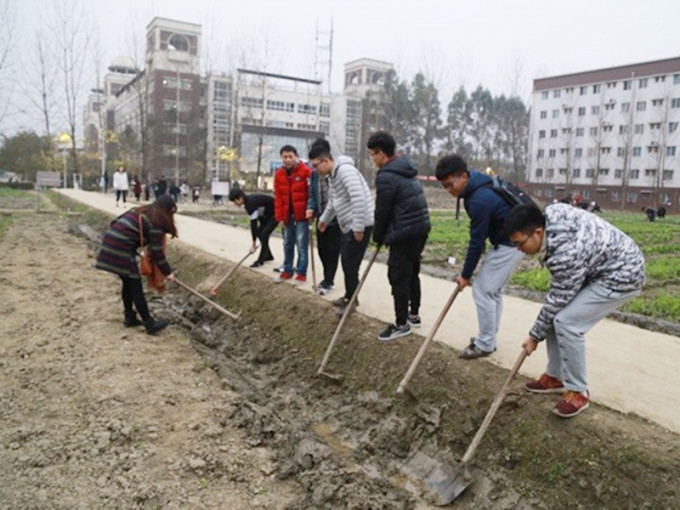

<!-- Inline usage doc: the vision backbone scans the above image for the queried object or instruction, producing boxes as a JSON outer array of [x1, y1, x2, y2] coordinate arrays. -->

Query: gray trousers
[[472, 245, 524, 352], [544, 282, 640, 393]]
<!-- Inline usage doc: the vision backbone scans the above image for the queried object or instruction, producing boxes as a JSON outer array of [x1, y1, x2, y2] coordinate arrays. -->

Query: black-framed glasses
[[512, 233, 533, 248]]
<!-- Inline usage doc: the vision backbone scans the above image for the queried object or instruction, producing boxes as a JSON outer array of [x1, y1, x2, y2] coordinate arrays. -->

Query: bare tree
[[0, 0, 17, 128]]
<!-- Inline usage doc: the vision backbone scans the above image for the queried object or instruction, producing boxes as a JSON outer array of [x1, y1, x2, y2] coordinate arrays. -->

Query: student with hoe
[[505, 203, 645, 417], [274, 145, 311, 284], [95, 195, 177, 334], [368, 131, 430, 342], [435, 154, 524, 359], [308, 141, 374, 315], [228, 187, 276, 268]]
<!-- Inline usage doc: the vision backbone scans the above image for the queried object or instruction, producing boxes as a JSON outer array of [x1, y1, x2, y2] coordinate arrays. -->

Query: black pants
[[388, 236, 427, 326], [120, 275, 150, 320], [115, 189, 128, 203], [317, 221, 341, 286], [341, 226, 372, 300], [257, 216, 277, 263]]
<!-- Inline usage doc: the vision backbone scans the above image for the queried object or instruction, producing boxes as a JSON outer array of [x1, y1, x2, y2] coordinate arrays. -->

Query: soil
[[1, 192, 679, 509]]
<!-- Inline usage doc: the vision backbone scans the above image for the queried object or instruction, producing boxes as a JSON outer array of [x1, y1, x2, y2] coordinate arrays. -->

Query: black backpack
[[455, 174, 537, 220]]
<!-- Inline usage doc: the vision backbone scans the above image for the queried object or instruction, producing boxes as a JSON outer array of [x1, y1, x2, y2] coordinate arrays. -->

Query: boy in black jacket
[[228, 188, 276, 267]]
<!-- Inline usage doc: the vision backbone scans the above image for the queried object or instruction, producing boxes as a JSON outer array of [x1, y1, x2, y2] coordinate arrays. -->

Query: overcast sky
[[4, 0, 679, 137]]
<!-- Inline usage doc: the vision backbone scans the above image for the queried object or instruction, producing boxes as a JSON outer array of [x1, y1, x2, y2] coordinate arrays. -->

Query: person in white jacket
[[308, 144, 374, 316], [113, 165, 130, 207]]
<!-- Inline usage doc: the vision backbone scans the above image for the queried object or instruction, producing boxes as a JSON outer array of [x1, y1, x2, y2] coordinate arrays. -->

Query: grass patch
[[0, 213, 13, 240], [624, 293, 680, 321], [510, 267, 551, 291], [0, 188, 32, 198]]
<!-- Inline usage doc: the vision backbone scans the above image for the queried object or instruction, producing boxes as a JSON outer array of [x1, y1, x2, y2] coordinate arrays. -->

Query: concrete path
[[62, 189, 680, 434]]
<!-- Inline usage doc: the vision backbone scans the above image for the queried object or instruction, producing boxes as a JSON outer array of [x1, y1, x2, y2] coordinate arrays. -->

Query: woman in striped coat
[[96, 195, 177, 334]]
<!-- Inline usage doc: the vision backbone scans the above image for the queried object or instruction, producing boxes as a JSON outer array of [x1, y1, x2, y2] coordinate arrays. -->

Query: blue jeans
[[283, 217, 309, 276]]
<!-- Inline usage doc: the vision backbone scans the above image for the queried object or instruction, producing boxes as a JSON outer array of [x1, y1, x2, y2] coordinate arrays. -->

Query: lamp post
[[57, 133, 72, 188]]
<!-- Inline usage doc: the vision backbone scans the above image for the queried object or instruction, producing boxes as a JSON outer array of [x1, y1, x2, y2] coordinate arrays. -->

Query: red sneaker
[[275, 271, 293, 283], [525, 373, 566, 394], [553, 390, 590, 418], [294, 274, 306, 284]]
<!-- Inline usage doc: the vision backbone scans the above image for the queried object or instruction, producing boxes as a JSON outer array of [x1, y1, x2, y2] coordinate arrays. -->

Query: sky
[[3, 0, 679, 137]]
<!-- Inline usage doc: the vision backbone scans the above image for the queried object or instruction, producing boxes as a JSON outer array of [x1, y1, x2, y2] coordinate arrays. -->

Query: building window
[[601, 147, 611, 154], [656, 76, 666, 83], [667, 146, 677, 156], [553, 90, 561, 98], [548, 149, 556, 157], [634, 124, 644, 134], [550, 129, 558, 138], [563, 106, 573, 114], [612, 191, 620, 201], [578, 106, 586, 116], [663, 170, 674, 180], [242, 96, 263, 108], [539, 130, 546, 139], [591, 105, 600, 115], [630, 169, 640, 179], [561, 128, 572, 134], [633, 147, 642, 157], [615, 169, 623, 179], [639, 78, 648, 88], [636, 101, 646, 111], [607, 81, 617, 88], [580, 86, 587, 95], [541, 91, 549, 99], [604, 102, 615, 111], [576, 127, 585, 137], [647, 145, 659, 154], [621, 102, 630, 113], [297, 123, 317, 130], [544, 188, 554, 198], [675, 74, 680, 85], [652, 98, 664, 107], [598, 168, 609, 176], [672, 98, 680, 108], [559, 168, 567, 175], [560, 148, 569, 154], [537, 149, 545, 158], [535, 168, 543, 177], [627, 192, 638, 203], [547, 168, 555, 178], [650, 122, 662, 130], [573, 168, 581, 177], [552, 109, 559, 118], [320, 103, 331, 117], [623, 80, 632, 90], [593, 84, 601, 93], [297, 104, 317, 114], [319, 121, 330, 134], [617, 147, 625, 157], [645, 168, 657, 177], [619, 125, 628, 135], [670, 122, 679, 133], [566, 87, 574, 93], [590, 127, 598, 136], [587, 148, 597, 157], [575, 148, 583, 157], [586, 168, 595, 177], [603, 124, 613, 132], [540, 110, 547, 119]]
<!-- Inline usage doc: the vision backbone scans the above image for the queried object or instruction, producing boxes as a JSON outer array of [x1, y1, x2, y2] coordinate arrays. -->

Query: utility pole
[[175, 65, 181, 186]]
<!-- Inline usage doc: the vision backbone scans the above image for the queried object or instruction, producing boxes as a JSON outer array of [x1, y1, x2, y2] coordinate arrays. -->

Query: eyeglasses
[[512, 233, 534, 248]]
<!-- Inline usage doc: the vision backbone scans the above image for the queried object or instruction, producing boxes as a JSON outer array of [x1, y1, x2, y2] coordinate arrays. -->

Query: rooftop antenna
[[314, 18, 334, 94]]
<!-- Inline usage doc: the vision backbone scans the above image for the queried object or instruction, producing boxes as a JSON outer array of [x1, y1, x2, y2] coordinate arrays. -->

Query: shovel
[[316, 245, 381, 381], [426, 349, 528, 505], [173, 277, 241, 321], [309, 224, 318, 290], [396, 284, 461, 395], [209, 246, 257, 296]]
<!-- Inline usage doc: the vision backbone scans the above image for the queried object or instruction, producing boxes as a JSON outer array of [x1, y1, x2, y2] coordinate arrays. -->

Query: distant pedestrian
[[95, 195, 178, 334], [657, 205, 666, 219], [156, 176, 168, 198], [643, 206, 656, 222], [113, 165, 129, 207], [228, 188, 276, 267], [144, 180, 151, 201], [192, 186, 200, 203], [132, 175, 142, 202], [180, 182, 189, 203], [368, 132, 431, 342], [103, 171, 109, 194], [170, 183, 181, 203], [506, 204, 645, 418]]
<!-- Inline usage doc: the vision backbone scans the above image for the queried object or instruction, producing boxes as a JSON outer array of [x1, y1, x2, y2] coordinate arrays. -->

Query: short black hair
[[308, 138, 333, 160], [228, 187, 245, 202], [503, 204, 545, 237], [366, 131, 396, 157], [435, 155, 469, 181], [280, 144, 298, 156]]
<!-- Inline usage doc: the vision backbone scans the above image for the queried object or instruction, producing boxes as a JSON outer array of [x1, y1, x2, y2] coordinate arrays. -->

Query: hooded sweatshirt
[[373, 155, 430, 245]]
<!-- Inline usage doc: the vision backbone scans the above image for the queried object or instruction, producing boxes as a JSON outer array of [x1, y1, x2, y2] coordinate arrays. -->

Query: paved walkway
[[63, 189, 680, 434]]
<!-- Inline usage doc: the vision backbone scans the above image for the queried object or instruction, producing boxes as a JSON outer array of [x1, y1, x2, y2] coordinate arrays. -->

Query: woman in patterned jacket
[[504, 203, 645, 418], [96, 195, 177, 334]]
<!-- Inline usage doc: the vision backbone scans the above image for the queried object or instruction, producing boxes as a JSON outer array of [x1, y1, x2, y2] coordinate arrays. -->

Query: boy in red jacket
[[274, 145, 311, 283]]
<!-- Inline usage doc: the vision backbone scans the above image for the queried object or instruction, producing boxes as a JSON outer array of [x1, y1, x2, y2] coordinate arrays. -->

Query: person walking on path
[[132, 175, 142, 202], [306, 139, 342, 296], [368, 132, 431, 342], [435, 154, 524, 359], [273, 145, 311, 284], [229, 188, 276, 267], [95, 195, 178, 334], [113, 165, 129, 207], [309, 143, 374, 316], [505, 203, 645, 418]]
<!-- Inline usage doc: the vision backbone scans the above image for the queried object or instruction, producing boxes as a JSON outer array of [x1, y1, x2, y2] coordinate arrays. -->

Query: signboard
[[210, 180, 230, 197], [36, 171, 62, 188]]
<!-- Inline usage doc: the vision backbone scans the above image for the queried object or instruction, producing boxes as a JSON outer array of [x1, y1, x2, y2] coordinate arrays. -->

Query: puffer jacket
[[274, 161, 311, 223], [319, 156, 374, 234], [529, 204, 646, 341], [460, 170, 515, 280], [373, 155, 430, 245]]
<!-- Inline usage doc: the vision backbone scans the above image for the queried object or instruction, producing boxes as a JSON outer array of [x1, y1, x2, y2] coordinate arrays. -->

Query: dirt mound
[[2, 199, 679, 509]]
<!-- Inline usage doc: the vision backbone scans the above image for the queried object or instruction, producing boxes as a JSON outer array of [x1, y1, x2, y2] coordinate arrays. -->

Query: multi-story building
[[528, 57, 680, 210]]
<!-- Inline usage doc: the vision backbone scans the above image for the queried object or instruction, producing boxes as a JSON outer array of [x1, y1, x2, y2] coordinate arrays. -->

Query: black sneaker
[[335, 301, 357, 316], [332, 297, 349, 307], [378, 323, 411, 342], [144, 318, 169, 335], [124, 315, 143, 327], [459, 342, 495, 359], [317, 281, 333, 295], [273, 265, 284, 273], [407, 314, 421, 328], [250, 260, 264, 268]]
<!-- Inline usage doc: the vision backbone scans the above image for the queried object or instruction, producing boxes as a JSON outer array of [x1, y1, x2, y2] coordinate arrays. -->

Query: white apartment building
[[528, 57, 680, 210]]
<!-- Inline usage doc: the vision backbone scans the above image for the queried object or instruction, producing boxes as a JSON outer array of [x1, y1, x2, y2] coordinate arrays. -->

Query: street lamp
[[57, 133, 72, 188]]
